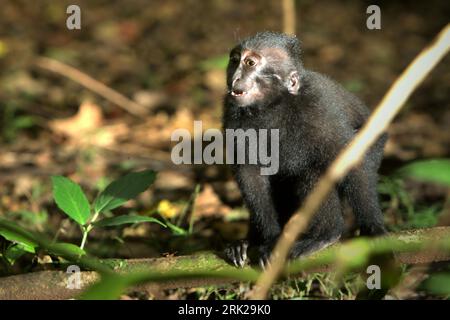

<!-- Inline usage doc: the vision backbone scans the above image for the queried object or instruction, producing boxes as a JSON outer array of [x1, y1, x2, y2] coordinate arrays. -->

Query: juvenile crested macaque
[[223, 32, 387, 268]]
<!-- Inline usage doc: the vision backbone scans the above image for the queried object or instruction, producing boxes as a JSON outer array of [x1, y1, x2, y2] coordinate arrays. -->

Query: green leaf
[[4, 244, 30, 264], [0, 218, 110, 272], [52, 176, 91, 225], [397, 159, 450, 186], [93, 170, 156, 214], [51, 243, 86, 256], [0, 229, 37, 253], [165, 220, 187, 236], [423, 273, 450, 296], [94, 215, 166, 228], [80, 271, 164, 300], [80, 274, 129, 300]]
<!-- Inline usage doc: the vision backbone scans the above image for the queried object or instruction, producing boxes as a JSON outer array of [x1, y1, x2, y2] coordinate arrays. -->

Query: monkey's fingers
[[259, 254, 271, 271], [225, 240, 249, 268]]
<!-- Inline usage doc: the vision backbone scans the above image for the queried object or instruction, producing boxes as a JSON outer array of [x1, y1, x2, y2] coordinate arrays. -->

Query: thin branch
[[282, 0, 296, 35], [34, 57, 148, 117], [250, 24, 450, 300]]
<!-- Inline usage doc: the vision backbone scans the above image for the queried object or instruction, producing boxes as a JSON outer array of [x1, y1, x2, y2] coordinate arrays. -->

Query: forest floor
[[0, 0, 449, 299]]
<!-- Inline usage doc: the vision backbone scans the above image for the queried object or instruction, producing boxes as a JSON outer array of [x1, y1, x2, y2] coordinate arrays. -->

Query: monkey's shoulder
[[300, 70, 370, 128]]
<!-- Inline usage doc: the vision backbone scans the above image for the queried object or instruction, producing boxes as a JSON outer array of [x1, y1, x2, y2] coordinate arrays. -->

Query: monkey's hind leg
[[342, 166, 387, 236], [289, 191, 345, 259]]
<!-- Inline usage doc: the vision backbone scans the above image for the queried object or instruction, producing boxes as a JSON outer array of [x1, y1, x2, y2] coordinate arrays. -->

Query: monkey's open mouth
[[231, 89, 247, 97]]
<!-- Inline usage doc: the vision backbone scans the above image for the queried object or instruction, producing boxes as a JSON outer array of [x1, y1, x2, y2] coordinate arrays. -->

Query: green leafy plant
[[378, 176, 415, 229], [51, 170, 165, 250], [0, 218, 113, 272], [396, 158, 450, 186], [156, 184, 201, 237], [379, 158, 450, 230], [163, 219, 189, 236], [0, 103, 36, 143], [0, 228, 37, 256], [421, 272, 450, 298], [0, 170, 165, 266], [0, 219, 87, 266]]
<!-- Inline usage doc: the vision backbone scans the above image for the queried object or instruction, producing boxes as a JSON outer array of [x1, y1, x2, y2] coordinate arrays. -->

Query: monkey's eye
[[245, 58, 257, 67]]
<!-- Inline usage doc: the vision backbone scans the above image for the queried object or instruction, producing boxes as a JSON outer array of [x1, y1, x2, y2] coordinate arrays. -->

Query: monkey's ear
[[287, 71, 300, 95]]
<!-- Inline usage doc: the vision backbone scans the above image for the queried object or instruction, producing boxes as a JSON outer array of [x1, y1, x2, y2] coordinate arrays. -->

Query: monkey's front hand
[[225, 240, 249, 268], [256, 243, 275, 270]]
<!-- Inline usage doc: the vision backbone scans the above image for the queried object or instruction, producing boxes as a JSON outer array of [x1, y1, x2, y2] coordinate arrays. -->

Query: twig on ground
[[282, 0, 296, 35], [34, 57, 148, 117]]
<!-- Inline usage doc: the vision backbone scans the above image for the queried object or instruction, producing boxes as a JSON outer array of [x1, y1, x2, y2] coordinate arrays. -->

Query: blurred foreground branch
[[250, 24, 450, 299], [34, 57, 148, 117]]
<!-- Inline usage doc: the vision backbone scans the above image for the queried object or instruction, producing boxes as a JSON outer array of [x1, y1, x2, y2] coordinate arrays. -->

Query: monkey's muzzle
[[230, 89, 247, 97]]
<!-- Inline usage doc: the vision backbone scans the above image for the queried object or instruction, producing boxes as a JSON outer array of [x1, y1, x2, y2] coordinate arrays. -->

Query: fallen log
[[0, 227, 449, 300]]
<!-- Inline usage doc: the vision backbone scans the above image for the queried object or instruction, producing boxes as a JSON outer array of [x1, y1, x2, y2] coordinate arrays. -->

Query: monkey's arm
[[340, 166, 387, 236], [235, 165, 281, 244], [225, 165, 281, 267]]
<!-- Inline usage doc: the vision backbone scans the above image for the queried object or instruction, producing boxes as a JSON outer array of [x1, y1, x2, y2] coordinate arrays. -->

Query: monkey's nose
[[231, 79, 249, 96]]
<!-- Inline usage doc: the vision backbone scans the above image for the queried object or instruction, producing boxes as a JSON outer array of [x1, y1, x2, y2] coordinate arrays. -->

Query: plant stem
[[80, 228, 88, 250], [188, 184, 201, 234], [79, 211, 101, 250]]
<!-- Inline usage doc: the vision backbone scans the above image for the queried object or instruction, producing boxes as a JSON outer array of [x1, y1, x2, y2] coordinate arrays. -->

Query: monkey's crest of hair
[[239, 31, 303, 70]]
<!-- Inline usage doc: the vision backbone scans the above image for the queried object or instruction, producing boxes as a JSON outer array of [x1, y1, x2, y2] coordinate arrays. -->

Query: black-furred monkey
[[223, 32, 387, 268]]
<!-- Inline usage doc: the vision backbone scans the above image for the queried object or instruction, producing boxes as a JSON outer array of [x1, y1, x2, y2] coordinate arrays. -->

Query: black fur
[[223, 32, 387, 267]]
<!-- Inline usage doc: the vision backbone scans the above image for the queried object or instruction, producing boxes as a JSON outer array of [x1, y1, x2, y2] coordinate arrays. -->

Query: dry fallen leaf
[[194, 184, 231, 218], [49, 101, 103, 138], [48, 101, 128, 147], [154, 170, 194, 191]]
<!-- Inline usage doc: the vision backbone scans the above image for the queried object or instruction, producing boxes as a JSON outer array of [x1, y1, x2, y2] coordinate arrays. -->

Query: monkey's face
[[226, 46, 300, 107]]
